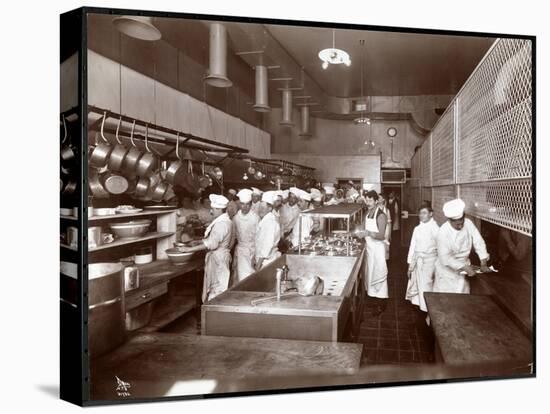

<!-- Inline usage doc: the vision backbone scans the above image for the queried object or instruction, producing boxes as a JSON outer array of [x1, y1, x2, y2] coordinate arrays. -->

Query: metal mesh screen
[[457, 39, 532, 183], [411, 152, 421, 188], [432, 186, 456, 225], [421, 134, 432, 187], [431, 102, 455, 186], [459, 179, 531, 236]]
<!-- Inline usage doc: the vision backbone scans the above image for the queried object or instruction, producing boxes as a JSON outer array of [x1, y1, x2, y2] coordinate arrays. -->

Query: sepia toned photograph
[[59, 7, 534, 406]]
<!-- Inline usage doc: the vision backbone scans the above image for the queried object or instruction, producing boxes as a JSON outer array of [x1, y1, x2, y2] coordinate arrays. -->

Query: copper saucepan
[[89, 112, 113, 168], [135, 124, 157, 177], [107, 117, 129, 172], [122, 120, 142, 178]]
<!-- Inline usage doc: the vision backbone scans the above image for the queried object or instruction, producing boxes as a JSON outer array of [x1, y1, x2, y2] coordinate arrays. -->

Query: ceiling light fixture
[[112, 16, 161, 41], [318, 29, 351, 70]]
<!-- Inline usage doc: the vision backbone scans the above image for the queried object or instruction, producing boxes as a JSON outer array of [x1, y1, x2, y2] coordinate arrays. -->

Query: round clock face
[[387, 127, 397, 137]]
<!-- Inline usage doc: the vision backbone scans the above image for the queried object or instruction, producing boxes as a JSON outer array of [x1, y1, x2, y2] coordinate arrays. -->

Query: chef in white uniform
[[255, 191, 281, 270], [250, 187, 263, 216], [406, 202, 440, 312], [178, 194, 234, 302], [279, 187, 302, 237], [433, 198, 490, 294], [231, 189, 260, 284], [356, 190, 389, 315], [288, 190, 315, 248], [324, 186, 338, 205]]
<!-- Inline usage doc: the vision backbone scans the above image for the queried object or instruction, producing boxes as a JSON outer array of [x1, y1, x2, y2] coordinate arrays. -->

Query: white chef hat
[[274, 190, 284, 200], [443, 198, 466, 220], [289, 187, 301, 197], [282, 189, 289, 199], [261, 191, 277, 205], [323, 186, 334, 195], [251, 187, 263, 196], [299, 189, 311, 201], [310, 188, 322, 201], [236, 188, 252, 203], [209, 194, 229, 209]]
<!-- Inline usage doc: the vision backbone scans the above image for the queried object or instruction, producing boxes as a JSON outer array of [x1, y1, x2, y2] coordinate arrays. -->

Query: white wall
[[273, 153, 381, 190], [87, 50, 271, 158]]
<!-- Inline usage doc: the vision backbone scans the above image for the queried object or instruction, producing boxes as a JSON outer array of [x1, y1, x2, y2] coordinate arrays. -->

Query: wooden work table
[[90, 333, 363, 401], [425, 292, 532, 366]]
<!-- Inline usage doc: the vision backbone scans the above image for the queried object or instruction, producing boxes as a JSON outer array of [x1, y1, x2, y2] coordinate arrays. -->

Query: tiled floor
[[358, 246, 436, 365]]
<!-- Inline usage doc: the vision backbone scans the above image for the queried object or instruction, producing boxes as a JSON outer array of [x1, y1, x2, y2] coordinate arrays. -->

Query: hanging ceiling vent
[[204, 23, 232, 88], [299, 106, 312, 137], [112, 16, 161, 41], [381, 169, 407, 184], [280, 89, 294, 126], [253, 65, 270, 112]]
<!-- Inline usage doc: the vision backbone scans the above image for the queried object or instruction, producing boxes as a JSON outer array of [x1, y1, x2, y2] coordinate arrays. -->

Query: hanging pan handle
[[100, 111, 109, 143], [129, 120, 136, 147], [115, 116, 122, 145]]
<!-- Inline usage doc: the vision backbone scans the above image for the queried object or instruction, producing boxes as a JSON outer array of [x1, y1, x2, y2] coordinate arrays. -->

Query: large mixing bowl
[[109, 219, 151, 240], [166, 248, 195, 265]]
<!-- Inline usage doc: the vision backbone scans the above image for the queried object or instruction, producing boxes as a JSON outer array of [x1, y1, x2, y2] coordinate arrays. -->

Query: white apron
[[202, 214, 232, 302], [406, 253, 437, 311], [364, 207, 389, 298], [232, 211, 259, 284]]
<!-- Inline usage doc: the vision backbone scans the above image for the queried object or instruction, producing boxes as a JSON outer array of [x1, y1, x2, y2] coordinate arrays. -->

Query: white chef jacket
[[202, 213, 233, 302], [406, 218, 440, 311], [255, 211, 281, 268], [279, 203, 301, 235], [288, 210, 315, 248], [232, 210, 260, 283], [433, 218, 489, 294]]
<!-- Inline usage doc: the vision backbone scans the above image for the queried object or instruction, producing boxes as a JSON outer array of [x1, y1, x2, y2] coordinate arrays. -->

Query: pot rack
[[87, 105, 249, 157]]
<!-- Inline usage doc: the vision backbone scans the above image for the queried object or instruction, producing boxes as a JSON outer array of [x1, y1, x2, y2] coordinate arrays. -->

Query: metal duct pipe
[[204, 23, 232, 88], [280, 89, 294, 126], [253, 65, 270, 112], [299, 106, 311, 137]]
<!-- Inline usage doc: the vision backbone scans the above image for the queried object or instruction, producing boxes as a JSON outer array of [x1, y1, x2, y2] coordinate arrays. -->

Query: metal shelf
[[60, 231, 175, 252]]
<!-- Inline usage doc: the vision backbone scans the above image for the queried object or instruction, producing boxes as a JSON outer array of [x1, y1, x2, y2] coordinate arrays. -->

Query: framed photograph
[[60, 6, 535, 406]]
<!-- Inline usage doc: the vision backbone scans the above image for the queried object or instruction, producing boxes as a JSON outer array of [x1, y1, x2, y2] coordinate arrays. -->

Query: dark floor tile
[[378, 349, 400, 363], [398, 350, 415, 363], [398, 338, 415, 351], [362, 348, 379, 364], [379, 328, 398, 338], [359, 327, 378, 338], [379, 337, 399, 349], [358, 337, 378, 348], [363, 318, 380, 328], [380, 319, 397, 330]]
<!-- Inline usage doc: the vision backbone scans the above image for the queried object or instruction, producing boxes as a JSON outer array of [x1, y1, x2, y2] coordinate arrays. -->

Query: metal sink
[[232, 255, 358, 297]]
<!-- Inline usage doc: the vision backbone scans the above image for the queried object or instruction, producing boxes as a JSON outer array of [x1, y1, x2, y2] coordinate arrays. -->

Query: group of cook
[[177, 185, 343, 302]]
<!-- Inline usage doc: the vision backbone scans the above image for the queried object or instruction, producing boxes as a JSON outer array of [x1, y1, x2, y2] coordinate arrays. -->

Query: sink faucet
[[281, 265, 289, 281]]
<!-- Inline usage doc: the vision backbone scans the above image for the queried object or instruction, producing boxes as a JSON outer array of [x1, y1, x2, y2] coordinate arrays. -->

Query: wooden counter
[[425, 292, 532, 365], [90, 333, 363, 401]]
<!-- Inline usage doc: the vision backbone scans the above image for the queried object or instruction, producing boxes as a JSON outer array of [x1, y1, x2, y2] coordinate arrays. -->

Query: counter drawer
[[125, 283, 168, 311]]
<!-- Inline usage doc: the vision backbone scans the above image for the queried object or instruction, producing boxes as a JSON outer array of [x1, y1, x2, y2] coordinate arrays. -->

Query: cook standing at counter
[[232, 189, 259, 283], [178, 194, 234, 302], [250, 187, 263, 216], [288, 189, 315, 248], [255, 191, 281, 270], [433, 198, 490, 294], [279, 187, 301, 237], [355, 190, 389, 315]]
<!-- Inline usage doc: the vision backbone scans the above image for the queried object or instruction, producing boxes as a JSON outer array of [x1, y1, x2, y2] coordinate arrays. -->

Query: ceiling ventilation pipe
[[299, 105, 312, 137], [253, 65, 270, 112], [204, 23, 232, 88], [280, 89, 294, 126]]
